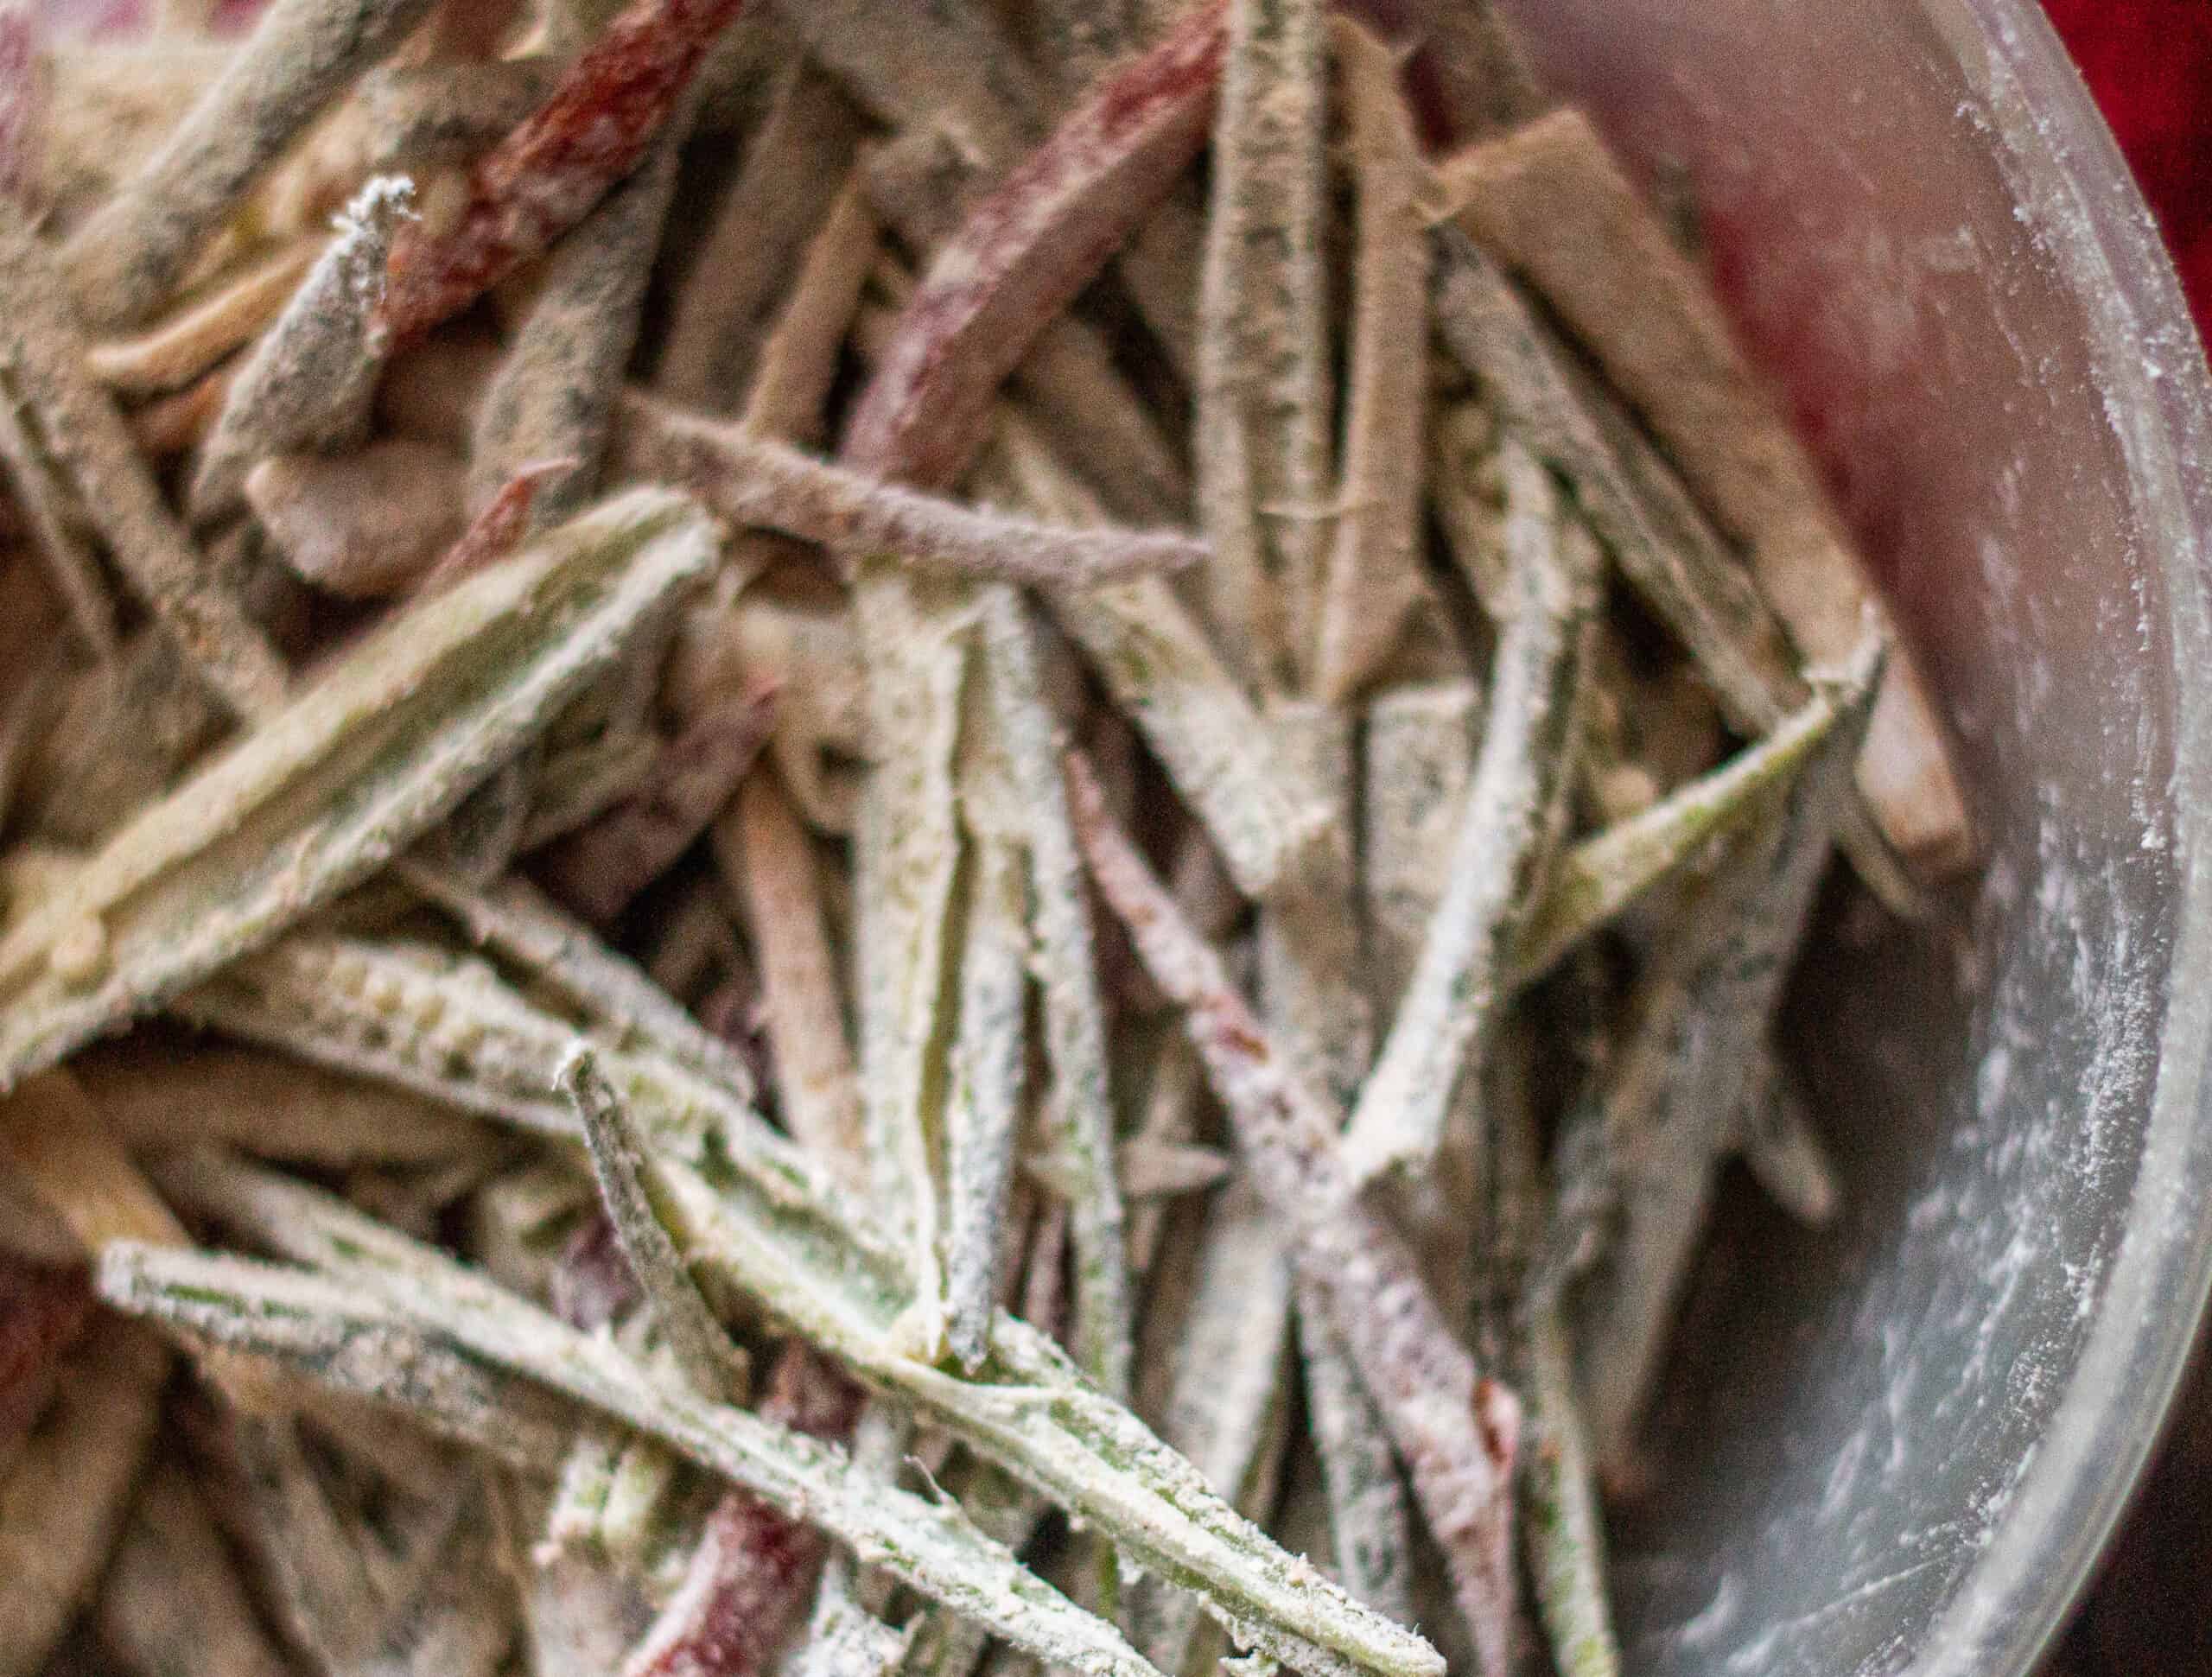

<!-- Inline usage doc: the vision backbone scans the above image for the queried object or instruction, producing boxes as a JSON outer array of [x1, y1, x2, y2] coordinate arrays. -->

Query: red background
[[2044, 0, 2212, 321]]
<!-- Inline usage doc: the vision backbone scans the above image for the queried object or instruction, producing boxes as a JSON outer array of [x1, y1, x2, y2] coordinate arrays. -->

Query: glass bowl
[[1492, 2, 2212, 1672]]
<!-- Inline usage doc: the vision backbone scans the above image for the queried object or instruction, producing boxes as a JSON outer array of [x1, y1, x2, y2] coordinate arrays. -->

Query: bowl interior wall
[[1489, 3, 2212, 1672]]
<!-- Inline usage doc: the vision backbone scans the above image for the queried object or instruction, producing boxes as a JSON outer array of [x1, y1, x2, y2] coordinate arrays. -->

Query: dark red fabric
[[2043, 0, 2212, 323]]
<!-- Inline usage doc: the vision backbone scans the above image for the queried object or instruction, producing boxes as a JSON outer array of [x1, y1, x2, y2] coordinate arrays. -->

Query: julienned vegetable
[[0, 5, 1970, 1677]]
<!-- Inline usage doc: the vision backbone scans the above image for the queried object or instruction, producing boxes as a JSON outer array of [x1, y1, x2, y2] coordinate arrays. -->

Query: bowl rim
[[1904, 2, 2212, 1671]]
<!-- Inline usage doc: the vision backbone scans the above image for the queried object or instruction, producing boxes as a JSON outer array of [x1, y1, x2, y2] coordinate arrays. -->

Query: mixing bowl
[[1487, 1, 2212, 1671]]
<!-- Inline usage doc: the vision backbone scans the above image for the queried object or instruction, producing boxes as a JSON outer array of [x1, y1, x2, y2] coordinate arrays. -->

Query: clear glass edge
[[1908, 1, 2212, 1672]]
